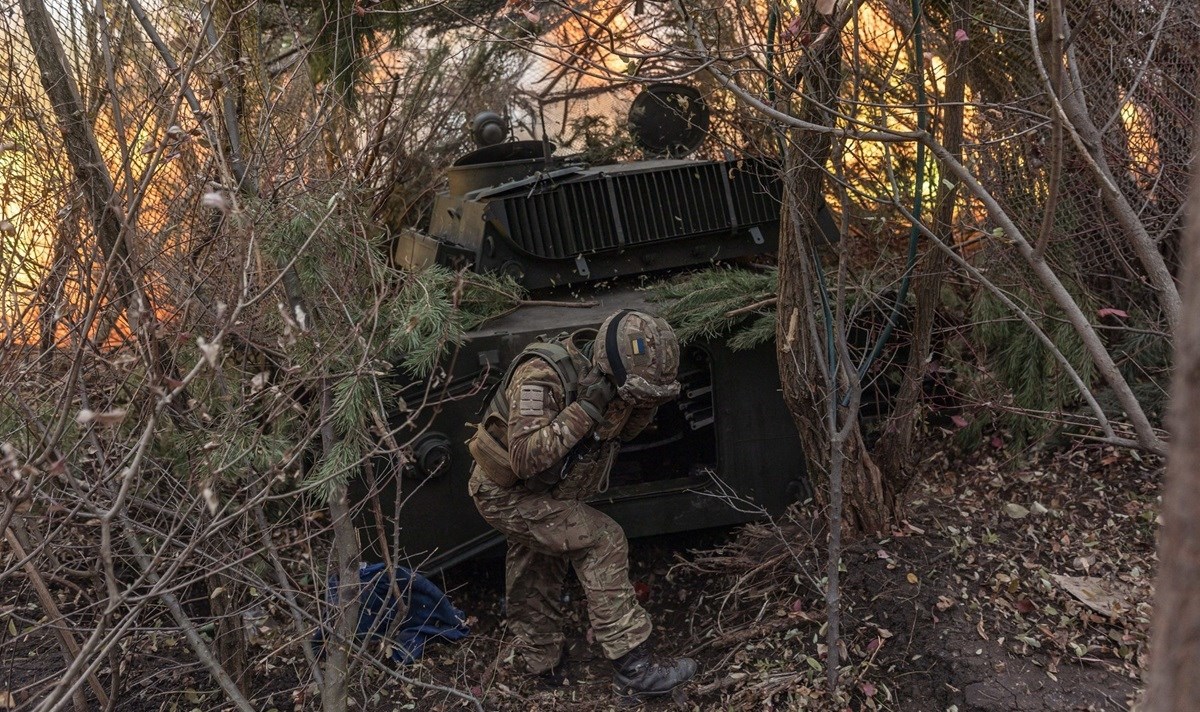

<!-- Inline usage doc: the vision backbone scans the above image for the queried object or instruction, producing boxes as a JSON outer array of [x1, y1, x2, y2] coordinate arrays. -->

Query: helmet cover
[[593, 310, 681, 404]]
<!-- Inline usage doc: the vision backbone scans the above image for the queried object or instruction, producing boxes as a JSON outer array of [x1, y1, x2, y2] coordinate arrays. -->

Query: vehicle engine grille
[[496, 159, 779, 260]]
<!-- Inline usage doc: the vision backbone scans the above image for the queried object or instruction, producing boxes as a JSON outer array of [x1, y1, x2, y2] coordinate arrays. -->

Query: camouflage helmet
[[593, 310, 680, 388]]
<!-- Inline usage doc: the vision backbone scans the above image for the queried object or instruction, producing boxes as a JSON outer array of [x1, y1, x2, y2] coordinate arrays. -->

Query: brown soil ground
[[1, 443, 1158, 711]]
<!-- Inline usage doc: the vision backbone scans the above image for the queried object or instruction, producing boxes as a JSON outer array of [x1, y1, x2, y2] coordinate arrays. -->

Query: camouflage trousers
[[468, 468, 652, 673]]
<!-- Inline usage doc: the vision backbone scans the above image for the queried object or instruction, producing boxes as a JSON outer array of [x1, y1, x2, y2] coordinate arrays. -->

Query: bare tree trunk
[[16, 0, 144, 320], [37, 205, 77, 356], [875, 0, 968, 496], [774, 7, 892, 534], [321, 384, 361, 712], [5, 528, 108, 711], [208, 562, 249, 690], [1145, 114, 1200, 712]]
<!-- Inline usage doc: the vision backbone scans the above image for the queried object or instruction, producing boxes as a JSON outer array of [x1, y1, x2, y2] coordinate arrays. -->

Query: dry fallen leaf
[[197, 336, 221, 367], [201, 190, 229, 212], [976, 618, 989, 641], [1004, 503, 1030, 519], [75, 409, 127, 427], [201, 485, 219, 516], [1052, 574, 1131, 619]]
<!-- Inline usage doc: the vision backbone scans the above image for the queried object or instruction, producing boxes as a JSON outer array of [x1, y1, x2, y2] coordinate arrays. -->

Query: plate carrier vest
[[467, 337, 581, 487]]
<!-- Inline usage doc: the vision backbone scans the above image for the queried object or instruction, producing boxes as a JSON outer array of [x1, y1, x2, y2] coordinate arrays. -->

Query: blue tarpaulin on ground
[[316, 563, 470, 664]]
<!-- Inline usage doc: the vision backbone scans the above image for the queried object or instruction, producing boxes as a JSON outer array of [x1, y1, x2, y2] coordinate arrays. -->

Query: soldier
[[467, 309, 697, 700]]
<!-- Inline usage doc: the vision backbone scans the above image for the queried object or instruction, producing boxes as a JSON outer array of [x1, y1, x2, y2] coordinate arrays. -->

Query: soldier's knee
[[593, 518, 629, 560]]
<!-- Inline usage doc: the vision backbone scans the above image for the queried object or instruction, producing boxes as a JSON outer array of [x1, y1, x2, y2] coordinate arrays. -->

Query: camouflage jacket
[[494, 333, 656, 500]]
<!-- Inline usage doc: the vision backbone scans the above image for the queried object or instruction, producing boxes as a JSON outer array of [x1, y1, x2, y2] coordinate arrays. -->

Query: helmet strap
[[604, 309, 633, 386]]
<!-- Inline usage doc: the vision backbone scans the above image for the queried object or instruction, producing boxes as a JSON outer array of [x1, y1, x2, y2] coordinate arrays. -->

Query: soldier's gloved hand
[[577, 365, 617, 423], [616, 373, 681, 407]]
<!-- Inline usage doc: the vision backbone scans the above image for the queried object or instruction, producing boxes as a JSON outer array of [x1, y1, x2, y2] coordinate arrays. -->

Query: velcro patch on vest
[[518, 385, 547, 416]]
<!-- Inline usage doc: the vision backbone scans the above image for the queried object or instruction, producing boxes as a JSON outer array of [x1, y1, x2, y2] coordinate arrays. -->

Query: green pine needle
[[307, 438, 364, 501], [649, 267, 778, 349]]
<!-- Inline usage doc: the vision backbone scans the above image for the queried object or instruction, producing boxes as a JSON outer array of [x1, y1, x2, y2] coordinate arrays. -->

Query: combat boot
[[532, 647, 570, 688], [611, 640, 697, 700]]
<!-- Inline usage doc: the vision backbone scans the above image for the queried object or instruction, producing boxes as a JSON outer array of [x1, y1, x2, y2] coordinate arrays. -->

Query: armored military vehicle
[[359, 91, 809, 571]]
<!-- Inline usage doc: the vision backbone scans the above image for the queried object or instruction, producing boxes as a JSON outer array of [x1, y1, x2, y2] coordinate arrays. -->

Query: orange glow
[[1119, 99, 1162, 192], [0, 42, 210, 347], [3, 0, 1172, 350]]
